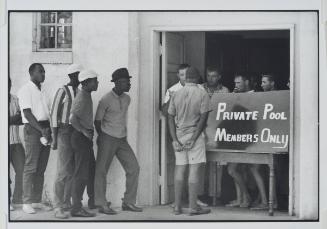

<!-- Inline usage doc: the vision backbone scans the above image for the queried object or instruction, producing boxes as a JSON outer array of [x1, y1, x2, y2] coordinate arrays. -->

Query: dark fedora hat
[[111, 68, 132, 82]]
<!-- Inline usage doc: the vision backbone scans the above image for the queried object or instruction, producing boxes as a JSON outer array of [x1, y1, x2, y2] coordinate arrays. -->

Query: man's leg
[[87, 150, 96, 208], [174, 165, 187, 211], [249, 164, 268, 209], [94, 134, 118, 209], [54, 127, 74, 207], [188, 163, 201, 210], [22, 124, 42, 213], [32, 144, 50, 204], [227, 163, 250, 207], [10, 144, 25, 204], [70, 130, 94, 217], [116, 139, 140, 206]]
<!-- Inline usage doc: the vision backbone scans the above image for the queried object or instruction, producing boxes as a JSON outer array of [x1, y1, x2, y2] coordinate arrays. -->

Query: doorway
[[159, 30, 291, 212]]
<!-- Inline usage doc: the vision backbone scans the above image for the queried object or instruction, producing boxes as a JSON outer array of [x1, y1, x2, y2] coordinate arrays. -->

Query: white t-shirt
[[18, 81, 51, 123]]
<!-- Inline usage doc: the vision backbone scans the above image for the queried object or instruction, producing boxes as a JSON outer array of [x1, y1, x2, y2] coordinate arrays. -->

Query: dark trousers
[[70, 129, 94, 211], [9, 143, 25, 204], [53, 125, 74, 208], [94, 133, 140, 206], [23, 122, 50, 204], [87, 151, 95, 204]]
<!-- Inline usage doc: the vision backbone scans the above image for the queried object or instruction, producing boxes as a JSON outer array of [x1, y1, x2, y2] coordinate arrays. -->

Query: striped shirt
[[202, 83, 229, 98], [50, 85, 77, 128], [9, 94, 22, 144]]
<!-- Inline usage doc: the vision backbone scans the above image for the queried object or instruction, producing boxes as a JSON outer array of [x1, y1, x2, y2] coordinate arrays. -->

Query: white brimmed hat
[[67, 64, 83, 75], [79, 69, 98, 82]]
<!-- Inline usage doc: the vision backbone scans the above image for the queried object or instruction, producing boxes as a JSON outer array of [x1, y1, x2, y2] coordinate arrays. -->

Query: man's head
[[234, 74, 250, 93], [206, 67, 222, 87], [111, 68, 132, 92], [185, 66, 200, 83], [67, 64, 83, 87], [261, 74, 276, 92], [29, 63, 45, 83], [79, 70, 99, 92], [177, 63, 190, 86]]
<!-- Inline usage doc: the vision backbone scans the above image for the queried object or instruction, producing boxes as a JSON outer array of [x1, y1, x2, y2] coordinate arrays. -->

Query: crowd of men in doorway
[[161, 64, 288, 215], [9, 62, 288, 218]]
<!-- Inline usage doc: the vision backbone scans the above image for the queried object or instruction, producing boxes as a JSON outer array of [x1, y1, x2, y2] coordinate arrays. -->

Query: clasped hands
[[172, 139, 195, 152]]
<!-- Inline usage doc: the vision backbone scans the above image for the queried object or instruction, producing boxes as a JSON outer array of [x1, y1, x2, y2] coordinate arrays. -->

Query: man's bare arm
[[94, 120, 102, 135], [23, 109, 48, 137]]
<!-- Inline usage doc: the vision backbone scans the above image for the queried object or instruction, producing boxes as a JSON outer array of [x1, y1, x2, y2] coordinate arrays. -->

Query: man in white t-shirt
[[18, 63, 52, 214]]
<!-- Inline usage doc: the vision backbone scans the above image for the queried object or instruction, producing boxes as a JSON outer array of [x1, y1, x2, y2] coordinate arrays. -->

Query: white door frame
[[151, 24, 295, 215]]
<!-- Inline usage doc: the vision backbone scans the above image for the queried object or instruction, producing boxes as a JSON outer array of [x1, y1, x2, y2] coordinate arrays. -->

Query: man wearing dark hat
[[94, 68, 142, 215], [168, 66, 211, 216]]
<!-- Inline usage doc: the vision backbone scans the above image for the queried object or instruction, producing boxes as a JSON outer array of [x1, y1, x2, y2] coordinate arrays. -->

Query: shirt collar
[[29, 80, 42, 90], [184, 82, 197, 87], [111, 89, 124, 98]]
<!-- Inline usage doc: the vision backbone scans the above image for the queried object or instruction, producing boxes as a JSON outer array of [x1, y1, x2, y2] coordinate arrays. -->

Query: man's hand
[[41, 128, 51, 139], [82, 129, 94, 140], [172, 140, 183, 152], [51, 137, 58, 150], [183, 139, 195, 150]]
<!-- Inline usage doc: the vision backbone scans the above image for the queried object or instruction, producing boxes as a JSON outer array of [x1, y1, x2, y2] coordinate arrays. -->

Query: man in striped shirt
[[50, 64, 84, 219]]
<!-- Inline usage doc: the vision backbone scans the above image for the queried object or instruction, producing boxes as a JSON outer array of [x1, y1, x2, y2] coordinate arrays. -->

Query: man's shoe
[[188, 207, 211, 216], [71, 208, 96, 217], [98, 205, 117, 215], [172, 206, 182, 215], [54, 208, 69, 219], [62, 202, 72, 211], [31, 203, 53, 211], [197, 199, 208, 207], [22, 204, 36, 214], [88, 199, 96, 209], [122, 202, 143, 212]]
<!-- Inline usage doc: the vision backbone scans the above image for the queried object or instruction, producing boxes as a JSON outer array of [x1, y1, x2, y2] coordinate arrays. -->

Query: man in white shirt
[[18, 63, 52, 214], [161, 63, 189, 116]]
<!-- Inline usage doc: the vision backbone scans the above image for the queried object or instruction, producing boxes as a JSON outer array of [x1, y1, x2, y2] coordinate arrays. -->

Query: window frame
[[33, 12, 72, 52]]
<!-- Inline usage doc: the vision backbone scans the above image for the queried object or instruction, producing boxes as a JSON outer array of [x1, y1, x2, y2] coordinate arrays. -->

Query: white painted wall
[[9, 12, 140, 207], [138, 11, 318, 219]]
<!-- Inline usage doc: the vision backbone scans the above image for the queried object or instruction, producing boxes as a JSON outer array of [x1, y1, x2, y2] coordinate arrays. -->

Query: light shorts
[[175, 132, 206, 165]]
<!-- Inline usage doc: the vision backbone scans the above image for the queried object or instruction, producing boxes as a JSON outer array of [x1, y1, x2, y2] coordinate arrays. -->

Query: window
[[34, 11, 72, 51]]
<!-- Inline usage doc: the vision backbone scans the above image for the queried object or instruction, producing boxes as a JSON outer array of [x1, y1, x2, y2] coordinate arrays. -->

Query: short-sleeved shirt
[[70, 89, 94, 131], [18, 81, 50, 123], [202, 83, 229, 98], [168, 83, 211, 137], [164, 81, 205, 103], [95, 90, 130, 138], [50, 85, 78, 128], [9, 94, 22, 144]]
